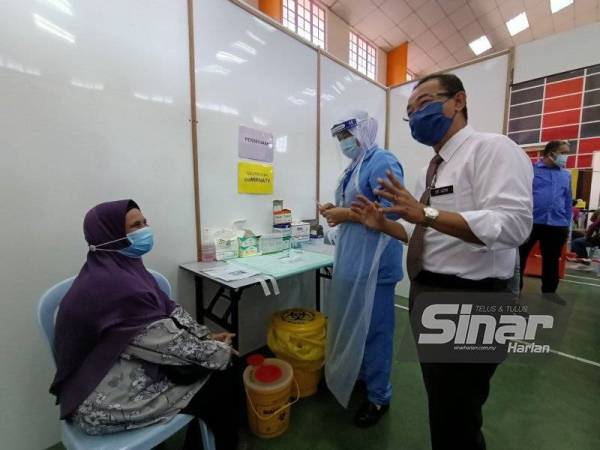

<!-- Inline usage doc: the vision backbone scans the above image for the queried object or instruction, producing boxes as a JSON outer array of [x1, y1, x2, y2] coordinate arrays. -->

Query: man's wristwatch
[[421, 206, 439, 228]]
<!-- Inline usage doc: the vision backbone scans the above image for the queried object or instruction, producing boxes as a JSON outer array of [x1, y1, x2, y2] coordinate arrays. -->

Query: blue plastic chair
[[37, 270, 216, 450]]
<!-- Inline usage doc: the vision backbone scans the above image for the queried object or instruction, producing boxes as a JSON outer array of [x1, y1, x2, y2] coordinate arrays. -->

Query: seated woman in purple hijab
[[50, 199, 241, 450]]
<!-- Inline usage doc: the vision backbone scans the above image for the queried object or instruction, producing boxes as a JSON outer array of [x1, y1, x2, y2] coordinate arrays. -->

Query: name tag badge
[[431, 185, 454, 197]]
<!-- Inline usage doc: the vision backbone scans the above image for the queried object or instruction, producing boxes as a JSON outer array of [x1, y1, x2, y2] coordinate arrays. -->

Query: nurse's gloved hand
[[323, 207, 351, 227], [352, 196, 386, 231], [318, 202, 335, 217], [376, 171, 424, 224]]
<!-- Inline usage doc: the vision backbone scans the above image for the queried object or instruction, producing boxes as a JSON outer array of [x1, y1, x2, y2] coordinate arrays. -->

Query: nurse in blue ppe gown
[[320, 110, 404, 427]]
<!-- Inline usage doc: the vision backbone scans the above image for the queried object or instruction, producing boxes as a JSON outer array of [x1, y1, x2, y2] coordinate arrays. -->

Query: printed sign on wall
[[238, 162, 274, 195], [238, 125, 274, 163]]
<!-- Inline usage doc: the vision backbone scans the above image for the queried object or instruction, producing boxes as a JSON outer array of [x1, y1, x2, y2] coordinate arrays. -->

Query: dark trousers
[[519, 224, 569, 293], [571, 237, 595, 259], [419, 362, 497, 450], [181, 363, 244, 450], [410, 275, 505, 450]]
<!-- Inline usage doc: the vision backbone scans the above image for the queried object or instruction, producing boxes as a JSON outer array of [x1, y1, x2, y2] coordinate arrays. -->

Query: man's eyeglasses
[[403, 91, 456, 122]]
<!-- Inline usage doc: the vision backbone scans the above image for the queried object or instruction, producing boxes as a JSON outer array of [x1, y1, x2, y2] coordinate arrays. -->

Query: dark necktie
[[406, 154, 444, 280]]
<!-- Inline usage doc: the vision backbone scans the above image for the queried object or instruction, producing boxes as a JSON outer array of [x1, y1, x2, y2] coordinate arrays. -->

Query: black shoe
[[353, 401, 389, 428], [353, 379, 367, 393], [541, 293, 567, 305]]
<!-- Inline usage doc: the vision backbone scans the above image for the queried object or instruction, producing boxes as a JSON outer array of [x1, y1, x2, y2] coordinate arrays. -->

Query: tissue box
[[215, 237, 238, 260], [214, 229, 239, 260], [238, 235, 259, 257], [291, 222, 310, 243]]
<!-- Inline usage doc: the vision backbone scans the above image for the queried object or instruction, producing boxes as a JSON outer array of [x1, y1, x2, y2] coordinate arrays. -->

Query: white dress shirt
[[400, 125, 533, 280]]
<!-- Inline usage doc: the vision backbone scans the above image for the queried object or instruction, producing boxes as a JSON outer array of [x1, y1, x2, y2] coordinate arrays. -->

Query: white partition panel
[[451, 53, 509, 134], [194, 0, 318, 233], [319, 54, 387, 208], [389, 53, 510, 298], [0, 1, 195, 448], [389, 82, 434, 298], [192, 0, 318, 354]]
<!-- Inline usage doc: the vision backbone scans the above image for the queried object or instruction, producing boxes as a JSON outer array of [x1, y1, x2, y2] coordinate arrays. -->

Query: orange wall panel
[[259, 0, 282, 22], [386, 43, 408, 86]]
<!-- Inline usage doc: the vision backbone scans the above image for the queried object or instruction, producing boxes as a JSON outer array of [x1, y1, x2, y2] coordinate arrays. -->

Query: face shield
[[331, 118, 361, 160]]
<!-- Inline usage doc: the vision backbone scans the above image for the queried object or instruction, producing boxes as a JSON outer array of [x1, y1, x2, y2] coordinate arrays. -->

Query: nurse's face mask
[[333, 126, 362, 160], [339, 135, 361, 160]]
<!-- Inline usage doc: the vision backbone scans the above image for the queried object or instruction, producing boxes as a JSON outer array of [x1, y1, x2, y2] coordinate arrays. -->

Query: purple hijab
[[50, 199, 176, 419]]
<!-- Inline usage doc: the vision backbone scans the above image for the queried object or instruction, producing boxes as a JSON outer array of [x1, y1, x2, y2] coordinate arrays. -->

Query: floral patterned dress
[[72, 305, 232, 435]]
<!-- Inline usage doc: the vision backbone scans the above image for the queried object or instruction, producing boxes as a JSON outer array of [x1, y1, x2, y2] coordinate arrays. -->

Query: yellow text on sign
[[238, 162, 274, 195]]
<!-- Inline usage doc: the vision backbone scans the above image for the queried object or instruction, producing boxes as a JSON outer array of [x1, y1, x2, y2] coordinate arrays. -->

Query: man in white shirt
[[352, 73, 533, 450]]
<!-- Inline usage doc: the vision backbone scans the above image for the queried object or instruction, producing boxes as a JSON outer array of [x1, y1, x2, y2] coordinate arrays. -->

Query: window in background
[[349, 32, 376, 80], [282, 0, 326, 49]]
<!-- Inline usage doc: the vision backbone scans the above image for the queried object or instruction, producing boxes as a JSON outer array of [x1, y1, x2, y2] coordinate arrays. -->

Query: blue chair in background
[[37, 270, 216, 450]]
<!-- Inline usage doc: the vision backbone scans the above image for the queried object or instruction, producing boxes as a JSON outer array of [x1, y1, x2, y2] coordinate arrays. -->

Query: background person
[[572, 210, 600, 266], [519, 140, 572, 293]]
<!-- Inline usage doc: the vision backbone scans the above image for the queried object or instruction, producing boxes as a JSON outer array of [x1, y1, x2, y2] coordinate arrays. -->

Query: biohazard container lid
[[244, 355, 293, 392], [271, 309, 326, 333]]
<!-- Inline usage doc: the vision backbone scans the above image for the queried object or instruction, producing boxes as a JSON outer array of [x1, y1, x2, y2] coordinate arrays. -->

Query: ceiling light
[[71, 79, 104, 90], [198, 64, 231, 75], [246, 31, 266, 45], [506, 12, 529, 36], [550, 0, 573, 14], [37, 0, 73, 16], [216, 51, 247, 64], [253, 116, 269, 126], [469, 35, 492, 56], [33, 13, 75, 43], [232, 41, 257, 55], [287, 96, 306, 106]]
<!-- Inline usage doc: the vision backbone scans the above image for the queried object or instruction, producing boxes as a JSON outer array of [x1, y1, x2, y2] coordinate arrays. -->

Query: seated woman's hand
[[351, 195, 386, 231], [210, 332, 239, 356]]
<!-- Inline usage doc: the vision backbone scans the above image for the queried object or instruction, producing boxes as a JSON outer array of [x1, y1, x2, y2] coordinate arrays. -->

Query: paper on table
[[202, 263, 261, 281]]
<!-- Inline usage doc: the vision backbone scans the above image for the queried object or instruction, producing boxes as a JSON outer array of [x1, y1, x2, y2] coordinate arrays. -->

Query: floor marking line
[[545, 349, 600, 368], [562, 279, 600, 288], [566, 273, 600, 281], [394, 304, 600, 368]]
